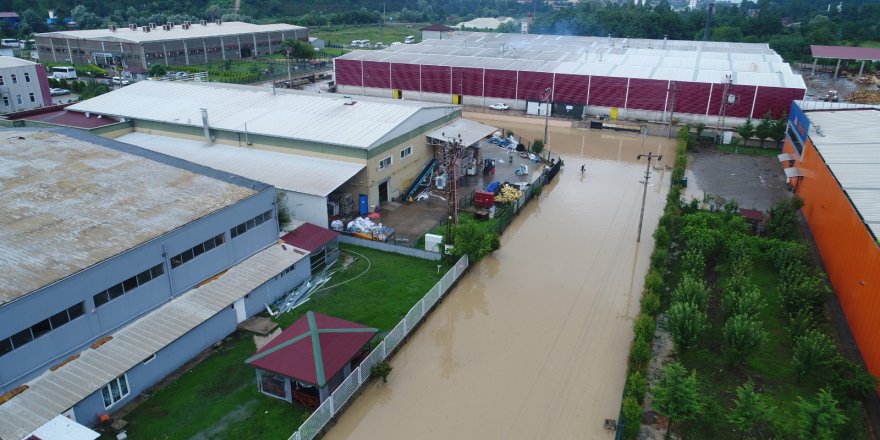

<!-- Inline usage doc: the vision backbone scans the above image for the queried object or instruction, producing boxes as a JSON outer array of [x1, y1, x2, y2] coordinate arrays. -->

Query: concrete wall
[[0, 63, 49, 113], [338, 235, 441, 260], [0, 187, 278, 394], [283, 190, 329, 228]]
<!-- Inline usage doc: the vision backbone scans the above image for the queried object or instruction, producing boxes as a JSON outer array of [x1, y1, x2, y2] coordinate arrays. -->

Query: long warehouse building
[[334, 32, 806, 124], [35, 21, 307, 73], [781, 101, 880, 387]]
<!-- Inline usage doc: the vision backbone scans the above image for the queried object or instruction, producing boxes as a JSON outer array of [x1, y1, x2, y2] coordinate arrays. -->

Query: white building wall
[[0, 64, 47, 113], [283, 190, 328, 229]]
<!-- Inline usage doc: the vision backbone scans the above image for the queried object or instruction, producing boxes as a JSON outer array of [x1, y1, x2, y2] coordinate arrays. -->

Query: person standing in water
[[581, 164, 586, 173]]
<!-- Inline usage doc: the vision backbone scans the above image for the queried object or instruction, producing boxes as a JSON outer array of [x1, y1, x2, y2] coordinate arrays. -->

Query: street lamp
[[636, 125, 661, 242]]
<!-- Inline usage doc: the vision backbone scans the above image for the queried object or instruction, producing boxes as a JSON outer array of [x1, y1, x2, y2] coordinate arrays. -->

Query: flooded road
[[323, 115, 675, 440]]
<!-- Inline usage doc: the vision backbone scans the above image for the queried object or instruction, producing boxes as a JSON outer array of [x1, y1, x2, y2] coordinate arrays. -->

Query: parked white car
[[112, 76, 130, 85], [49, 88, 70, 96], [489, 103, 509, 110]]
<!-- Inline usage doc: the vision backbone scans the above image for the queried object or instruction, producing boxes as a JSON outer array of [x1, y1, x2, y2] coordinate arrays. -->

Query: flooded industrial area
[[323, 115, 676, 440]]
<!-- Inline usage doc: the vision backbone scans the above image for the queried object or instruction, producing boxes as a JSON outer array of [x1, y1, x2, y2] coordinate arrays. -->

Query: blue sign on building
[[787, 101, 810, 156]]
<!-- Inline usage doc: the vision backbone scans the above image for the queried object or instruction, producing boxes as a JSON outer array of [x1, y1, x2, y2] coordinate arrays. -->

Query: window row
[[170, 233, 225, 268], [0, 72, 30, 86], [0, 302, 85, 357], [93, 263, 164, 308], [400, 145, 413, 159], [379, 156, 392, 170], [102, 374, 130, 408], [230, 210, 272, 239]]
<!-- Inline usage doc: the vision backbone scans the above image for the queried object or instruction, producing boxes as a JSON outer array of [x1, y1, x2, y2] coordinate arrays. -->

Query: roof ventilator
[[343, 96, 356, 105]]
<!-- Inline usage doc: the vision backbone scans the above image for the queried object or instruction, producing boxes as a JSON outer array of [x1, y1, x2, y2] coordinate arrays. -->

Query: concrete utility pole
[[542, 86, 551, 154], [636, 128, 661, 242]]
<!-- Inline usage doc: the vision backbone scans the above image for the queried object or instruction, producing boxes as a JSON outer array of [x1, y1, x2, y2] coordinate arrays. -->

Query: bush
[[667, 301, 708, 352], [644, 270, 664, 293], [787, 308, 815, 338], [653, 226, 671, 248], [650, 247, 669, 271], [634, 314, 656, 342], [671, 275, 710, 311], [621, 396, 642, 440], [792, 330, 836, 381], [641, 291, 661, 316], [796, 388, 847, 440], [829, 356, 878, 401], [624, 370, 649, 402], [765, 196, 804, 240], [630, 336, 652, 370], [680, 249, 706, 277], [721, 280, 765, 319], [778, 262, 828, 315], [370, 360, 393, 383], [722, 314, 767, 365], [531, 139, 544, 155]]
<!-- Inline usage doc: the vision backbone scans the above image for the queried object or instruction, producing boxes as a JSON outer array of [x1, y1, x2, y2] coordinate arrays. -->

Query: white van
[[404, 35, 415, 44], [351, 40, 361, 47], [51, 66, 78, 79], [1, 38, 20, 48], [360, 40, 371, 48]]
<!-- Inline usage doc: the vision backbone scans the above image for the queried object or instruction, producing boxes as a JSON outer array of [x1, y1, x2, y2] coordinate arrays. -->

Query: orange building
[[781, 102, 880, 383]]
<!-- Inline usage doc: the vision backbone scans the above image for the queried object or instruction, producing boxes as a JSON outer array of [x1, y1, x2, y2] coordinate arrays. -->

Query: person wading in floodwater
[[581, 164, 586, 174]]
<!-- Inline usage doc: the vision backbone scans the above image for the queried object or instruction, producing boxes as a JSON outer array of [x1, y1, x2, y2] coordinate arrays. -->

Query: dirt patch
[[687, 150, 788, 212], [640, 314, 676, 440]]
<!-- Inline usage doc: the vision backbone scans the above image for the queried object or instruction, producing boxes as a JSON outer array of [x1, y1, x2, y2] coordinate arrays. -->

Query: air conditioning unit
[[149, 22, 156, 29], [184, 21, 191, 26], [200, 20, 207, 26], [166, 22, 173, 28], [108, 25, 117, 32], [162, 25, 170, 31], [215, 19, 222, 25], [143, 26, 151, 32], [128, 23, 137, 30]]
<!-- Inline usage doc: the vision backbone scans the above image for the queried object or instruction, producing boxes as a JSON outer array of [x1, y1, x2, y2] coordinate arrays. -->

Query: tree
[[450, 218, 499, 262], [765, 196, 804, 241], [792, 330, 836, 381], [728, 381, 772, 440], [205, 4, 223, 20], [680, 249, 705, 277], [148, 64, 167, 77], [722, 280, 765, 318], [769, 112, 788, 147], [282, 39, 316, 60], [722, 314, 767, 365], [653, 362, 704, 440], [666, 301, 708, 352], [671, 275, 709, 310], [622, 396, 642, 439], [531, 139, 544, 155], [754, 111, 774, 148], [736, 118, 755, 144], [796, 388, 847, 440], [275, 191, 291, 230], [630, 336, 652, 369]]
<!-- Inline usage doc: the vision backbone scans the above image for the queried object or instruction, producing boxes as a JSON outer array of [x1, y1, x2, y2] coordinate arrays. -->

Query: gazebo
[[246, 312, 377, 408]]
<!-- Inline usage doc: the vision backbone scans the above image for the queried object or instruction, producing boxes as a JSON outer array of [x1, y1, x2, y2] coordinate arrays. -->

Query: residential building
[[0, 56, 51, 113]]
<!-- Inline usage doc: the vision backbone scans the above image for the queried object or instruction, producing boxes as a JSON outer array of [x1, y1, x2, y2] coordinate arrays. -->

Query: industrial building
[[67, 80, 466, 224], [334, 32, 806, 125], [0, 56, 52, 113], [780, 101, 880, 387], [0, 128, 312, 438], [34, 21, 307, 73]]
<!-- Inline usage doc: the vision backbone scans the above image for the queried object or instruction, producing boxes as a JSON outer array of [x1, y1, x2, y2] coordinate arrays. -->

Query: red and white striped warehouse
[[334, 32, 806, 125]]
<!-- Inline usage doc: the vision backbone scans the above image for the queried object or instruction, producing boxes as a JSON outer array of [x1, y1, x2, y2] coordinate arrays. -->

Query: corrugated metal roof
[[338, 32, 805, 89], [115, 132, 364, 197], [0, 130, 255, 304], [67, 81, 459, 150], [806, 108, 880, 239], [0, 243, 305, 440], [811, 45, 880, 61], [35, 22, 305, 44], [426, 118, 497, 147]]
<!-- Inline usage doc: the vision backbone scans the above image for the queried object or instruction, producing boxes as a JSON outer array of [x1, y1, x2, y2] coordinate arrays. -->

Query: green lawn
[[860, 41, 880, 48], [107, 244, 445, 440], [310, 24, 423, 48]]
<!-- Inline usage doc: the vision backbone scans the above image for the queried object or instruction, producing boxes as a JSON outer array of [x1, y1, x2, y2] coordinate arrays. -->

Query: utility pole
[[666, 81, 678, 139], [636, 127, 661, 242], [542, 86, 551, 154]]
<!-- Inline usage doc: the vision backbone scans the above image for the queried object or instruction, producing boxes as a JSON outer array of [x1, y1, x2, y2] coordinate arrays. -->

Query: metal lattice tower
[[716, 74, 735, 140]]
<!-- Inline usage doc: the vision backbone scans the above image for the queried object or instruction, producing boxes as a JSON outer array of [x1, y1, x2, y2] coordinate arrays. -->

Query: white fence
[[289, 254, 470, 440]]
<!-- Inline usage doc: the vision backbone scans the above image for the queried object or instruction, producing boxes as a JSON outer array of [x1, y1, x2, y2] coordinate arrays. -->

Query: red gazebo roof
[[246, 312, 376, 387], [281, 222, 339, 252]]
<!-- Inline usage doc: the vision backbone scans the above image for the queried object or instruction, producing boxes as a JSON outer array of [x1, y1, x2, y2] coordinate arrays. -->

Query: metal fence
[[289, 254, 470, 440]]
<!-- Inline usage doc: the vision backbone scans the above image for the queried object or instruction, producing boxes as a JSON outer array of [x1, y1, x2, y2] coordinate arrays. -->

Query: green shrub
[[766, 196, 804, 241], [792, 330, 836, 381], [630, 336, 652, 370], [370, 360, 393, 383], [624, 370, 649, 402], [787, 308, 815, 338], [680, 249, 705, 277], [653, 226, 671, 248], [622, 396, 642, 440], [721, 279, 765, 319], [650, 247, 669, 271], [722, 314, 767, 365], [640, 291, 661, 316], [671, 275, 709, 310], [634, 314, 656, 342], [778, 262, 828, 315], [644, 270, 664, 294], [667, 301, 708, 352], [829, 356, 878, 401]]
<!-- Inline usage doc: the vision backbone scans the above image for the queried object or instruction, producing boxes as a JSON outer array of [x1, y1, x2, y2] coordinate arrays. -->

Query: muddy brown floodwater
[[323, 115, 675, 440]]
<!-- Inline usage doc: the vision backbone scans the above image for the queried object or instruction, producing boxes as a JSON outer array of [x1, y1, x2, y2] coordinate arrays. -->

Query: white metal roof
[[427, 119, 497, 147], [68, 81, 460, 150], [337, 32, 805, 89], [0, 243, 305, 440], [0, 130, 256, 304], [27, 415, 99, 440], [806, 108, 880, 238], [116, 132, 365, 197], [0, 56, 37, 69], [35, 22, 304, 44]]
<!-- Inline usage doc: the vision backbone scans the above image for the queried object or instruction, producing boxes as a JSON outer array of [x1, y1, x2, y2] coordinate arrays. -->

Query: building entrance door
[[379, 181, 389, 204]]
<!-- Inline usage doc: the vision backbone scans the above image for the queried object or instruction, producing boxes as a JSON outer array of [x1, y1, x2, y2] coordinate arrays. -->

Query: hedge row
[[619, 126, 690, 439]]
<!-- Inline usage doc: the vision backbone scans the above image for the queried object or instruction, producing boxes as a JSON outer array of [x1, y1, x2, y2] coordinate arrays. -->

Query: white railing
[[289, 254, 470, 440]]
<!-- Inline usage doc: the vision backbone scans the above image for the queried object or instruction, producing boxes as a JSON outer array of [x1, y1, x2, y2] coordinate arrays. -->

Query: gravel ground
[[685, 150, 790, 212]]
